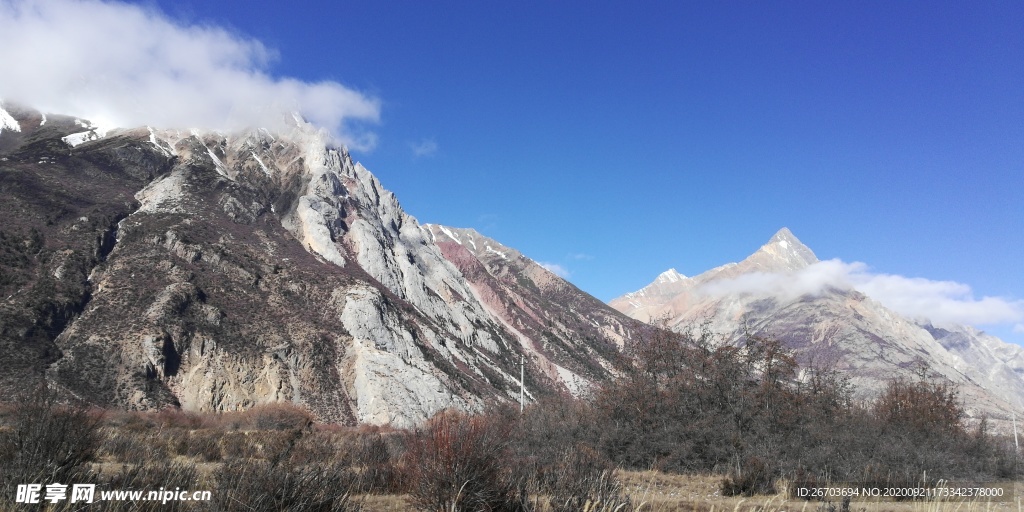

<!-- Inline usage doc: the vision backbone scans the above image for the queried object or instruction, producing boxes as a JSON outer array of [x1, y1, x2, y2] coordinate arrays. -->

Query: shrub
[[543, 446, 629, 512], [104, 461, 203, 512], [214, 423, 359, 512], [215, 459, 360, 512], [185, 429, 223, 462], [0, 386, 101, 489], [152, 407, 203, 430], [220, 431, 259, 460], [401, 410, 525, 512], [258, 429, 305, 465], [289, 429, 345, 466], [721, 455, 776, 497], [873, 377, 963, 438], [252, 403, 314, 431], [98, 428, 155, 463], [351, 432, 400, 493], [162, 428, 191, 457]]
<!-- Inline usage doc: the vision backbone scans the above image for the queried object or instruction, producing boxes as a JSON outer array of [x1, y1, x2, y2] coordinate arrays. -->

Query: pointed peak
[[747, 227, 818, 271], [769, 227, 798, 244], [619, 267, 692, 301], [766, 227, 807, 254], [656, 268, 687, 284]]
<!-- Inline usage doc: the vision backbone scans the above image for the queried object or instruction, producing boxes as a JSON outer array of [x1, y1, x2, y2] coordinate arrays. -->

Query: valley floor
[[2, 399, 1021, 512], [357, 472, 1023, 512]]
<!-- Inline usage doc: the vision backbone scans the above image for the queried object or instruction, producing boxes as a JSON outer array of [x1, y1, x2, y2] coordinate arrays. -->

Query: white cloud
[[853, 272, 1024, 326], [538, 262, 570, 279], [698, 259, 858, 302], [0, 0, 380, 150], [698, 259, 1024, 328], [410, 139, 438, 158]]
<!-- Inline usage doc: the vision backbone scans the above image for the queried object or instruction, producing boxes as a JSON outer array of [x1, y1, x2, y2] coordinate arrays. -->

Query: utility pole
[[519, 354, 524, 414], [1014, 413, 1020, 453]]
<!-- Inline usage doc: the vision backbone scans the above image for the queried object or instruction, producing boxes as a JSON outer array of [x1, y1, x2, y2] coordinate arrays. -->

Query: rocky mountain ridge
[[424, 225, 636, 396], [611, 228, 1024, 427], [0, 102, 643, 426], [5, 100, 1019, 430]]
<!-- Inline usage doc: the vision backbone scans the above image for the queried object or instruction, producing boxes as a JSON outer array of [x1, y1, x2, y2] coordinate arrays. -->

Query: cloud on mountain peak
[[854, 271, 1024, 326], [698, 259, 1024, 329], [0, 0, 380, 150]]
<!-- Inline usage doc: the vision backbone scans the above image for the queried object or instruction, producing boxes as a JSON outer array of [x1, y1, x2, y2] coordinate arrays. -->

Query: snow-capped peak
[[751, 227, 818, 271], [768, 227, 801, 246], [656, 268, 687, 284]]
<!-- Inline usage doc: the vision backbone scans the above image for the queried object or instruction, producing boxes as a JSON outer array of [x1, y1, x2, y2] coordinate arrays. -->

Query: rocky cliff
[[0, 102, 642, 426]]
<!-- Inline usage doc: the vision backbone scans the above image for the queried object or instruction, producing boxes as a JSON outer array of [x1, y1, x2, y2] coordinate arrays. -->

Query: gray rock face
[[611, 228, 1024, 430], [0, 103, 643, 426]]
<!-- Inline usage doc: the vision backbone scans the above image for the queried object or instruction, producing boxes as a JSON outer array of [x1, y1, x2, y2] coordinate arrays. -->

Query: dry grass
[[4, 400, 1019, 512], [612, 472, 1024, 512], [358, 494, 412, 511], [357, 473, 1019, 512]]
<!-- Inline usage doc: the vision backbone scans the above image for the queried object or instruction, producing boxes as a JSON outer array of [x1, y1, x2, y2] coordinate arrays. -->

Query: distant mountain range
[[2, 101, 1020, 428], [610, 228, 1024, 427]]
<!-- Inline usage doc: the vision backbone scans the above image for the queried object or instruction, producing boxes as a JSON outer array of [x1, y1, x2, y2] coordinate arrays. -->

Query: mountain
[[424, 225, 640, 396], [610, 228, 1024, 427], [0, 102, 643, 426]]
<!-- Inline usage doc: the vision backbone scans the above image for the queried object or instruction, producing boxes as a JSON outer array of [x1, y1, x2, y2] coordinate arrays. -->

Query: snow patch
[[40, 114, 46, 126], [422, 224, 437, 243], [0, 106, 22, 134], [147, 127, 173, 157], [62, 131, 100, 147], [207, 148, 230, 177], [485, 245, 507, 260], [438, 225, 461, 245], [62, 118, 112, 147], [779, 240, 790, 250], [251, 151, 270, 175], [189, 131, 230, 177], [74, 118, 110, 137], [656, 268, 686, 284]]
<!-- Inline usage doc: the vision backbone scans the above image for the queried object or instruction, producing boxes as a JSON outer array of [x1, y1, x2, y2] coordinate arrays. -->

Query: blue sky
[[2, 0, 1021, 343]]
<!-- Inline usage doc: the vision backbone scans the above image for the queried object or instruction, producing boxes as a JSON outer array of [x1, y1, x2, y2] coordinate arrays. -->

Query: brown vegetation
[[400, 410, 523, 511], [0, 327, 1019, 511]]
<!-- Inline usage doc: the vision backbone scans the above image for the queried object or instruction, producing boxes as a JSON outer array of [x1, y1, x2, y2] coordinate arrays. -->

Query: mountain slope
[[0, 102, 642, 426], [425, 225, 642, 396], [611, 228, 1024, 427]]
